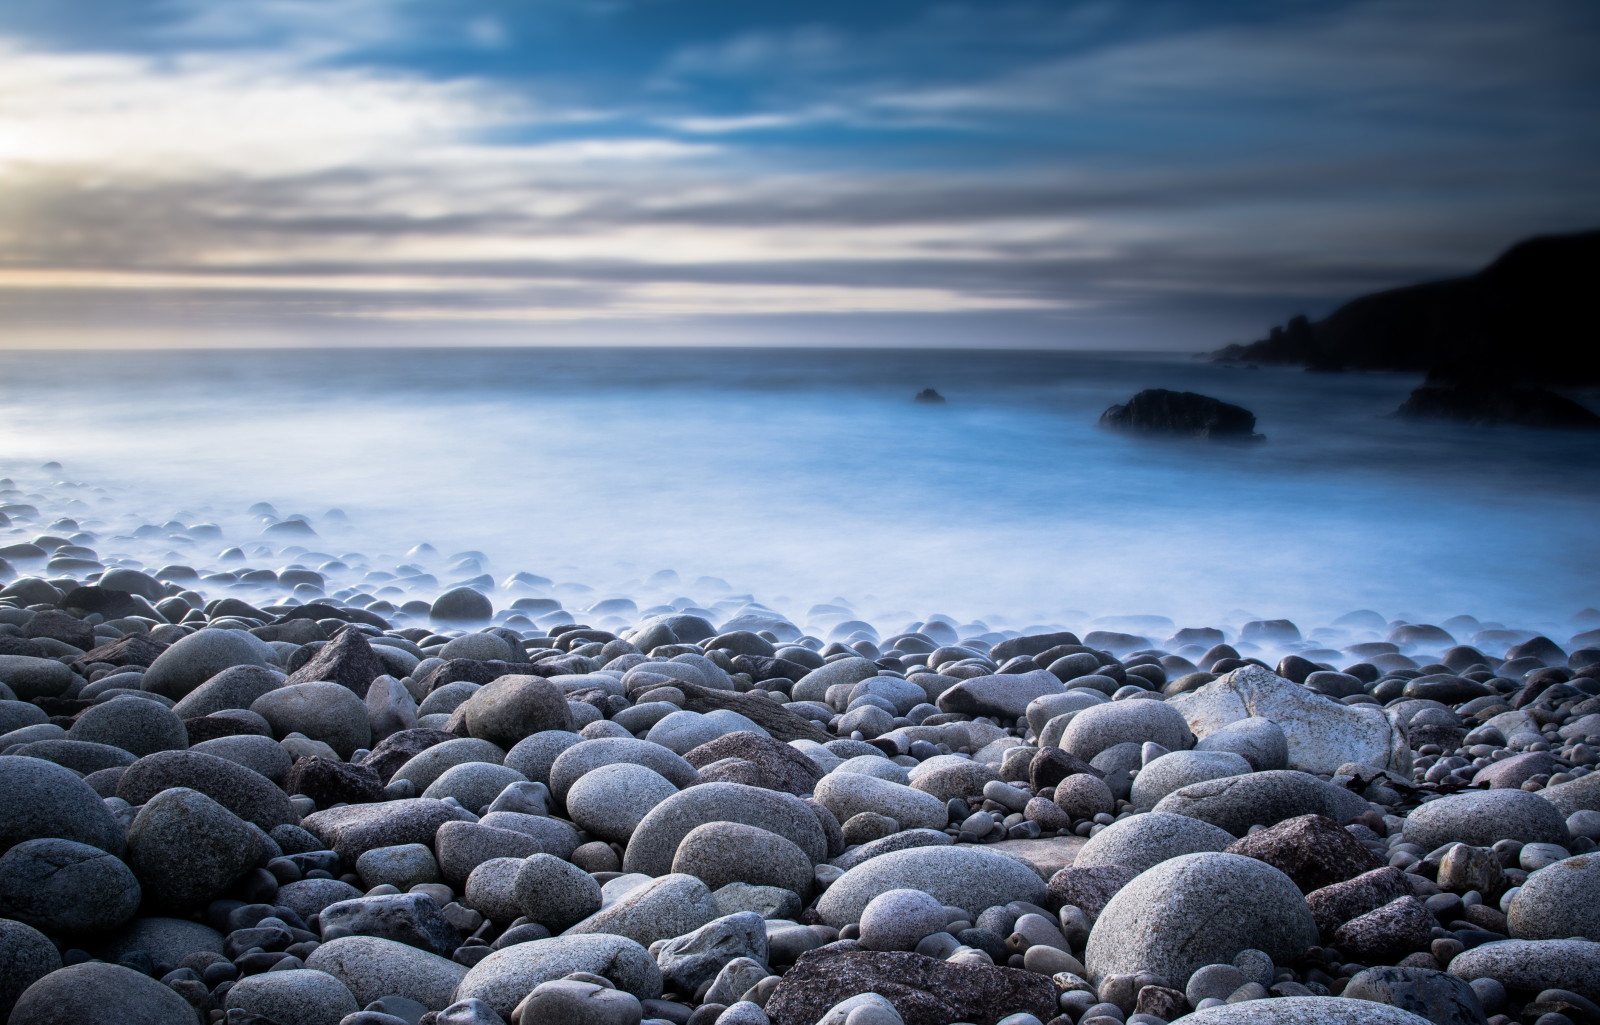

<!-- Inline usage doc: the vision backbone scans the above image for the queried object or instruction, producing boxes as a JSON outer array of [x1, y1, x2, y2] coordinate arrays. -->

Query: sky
[[0, 0, 1596, 350]]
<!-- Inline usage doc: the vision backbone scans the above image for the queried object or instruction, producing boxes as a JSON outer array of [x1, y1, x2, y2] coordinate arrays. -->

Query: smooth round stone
[[455, 676, 574, 749], [0, 838, 140, 933], [1341, 965, 1489, 1025], [125, 786, 261, 910], [566, 762, 681, 843], [564, 873, 719, 947], [1059, 701, 1194, 762], [1075, 812, 1237, 874], [252, 681, 373, 758], [512, 978, 643, 1025], [95, 916, 225, 967], [8, 961, 199, 1024], [858, 888, 948, 952], [392, 738, 507, 791], [1179, 996, 1433, 1023], [834, 755, 911, 785], [513, 852, 603, 932], [464, 857, 526, 925], [454, 934, 664, 1019], [306, 935, 469, 1011], [816, 845, 1048, 926], [357, 843, 441, 890], [422, 762, 528, 813], [277, 878, 365, 919], [66, 694, 187, 757], [1404, 789, 1572, 851], [646, 710, 728, 754], [418, 682, 482, 718], [225, 968, 361, 1025], [1203, 716, 1299, 770], [1447, 939, 1600, 1004], [672, 821, 813, 896], [0, 919, 61, 1021], [814, 772, 946, 831], [1054, 773, 1116, 820], [1130, 751, 1251, 810], [1151, 769, 1371, 835], [0, 655, 75, 700], [547, 738, 700, 801], [116, 748, 296, 829], [0, 754, 126, 855], [431, 587, 494, 625], [191, 734, 294, 784], [300, 798, 474, 862], [622, 782, 827, 877], [1509, 855, 1600, 941], [170, 664, 286, 719], [140, 628, 275, 700], [438, 633, 517, 662], [1085, 852, 1316, 988]]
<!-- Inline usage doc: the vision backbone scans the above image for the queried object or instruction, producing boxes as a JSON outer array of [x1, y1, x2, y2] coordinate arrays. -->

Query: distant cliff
[[1214, 229, 1600, 385]]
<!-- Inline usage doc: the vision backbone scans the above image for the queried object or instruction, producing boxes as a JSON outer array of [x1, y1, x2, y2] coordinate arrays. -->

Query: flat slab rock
[[764, 945, 1057, 1025], [981, 836, 1087, 878]]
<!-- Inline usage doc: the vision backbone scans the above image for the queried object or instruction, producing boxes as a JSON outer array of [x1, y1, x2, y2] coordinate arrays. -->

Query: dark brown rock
[[1333, 896, 1436, 961], [285, 756, 385, 808], [1047, 864, 1139, 920], [74, 634, 168, 670], [1135, 985, 1188, 1021], [1306, 866, 1415, 939], [990, 633, 1083, 663], [1029, 748, 1103, 791], [285, 626, 386, 698], [60, 586, 160, 620], [360, 728, 457, 784], [1225, 813, 1383, 893], [23, 610, 95, 651], [684, 732, 826, 796], [0, 635, 48, 657], [728, 655, 813, 685], [763, 946, 1057, 1025]]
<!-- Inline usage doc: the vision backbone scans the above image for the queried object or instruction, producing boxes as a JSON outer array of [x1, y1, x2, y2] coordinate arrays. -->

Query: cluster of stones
[[4, 471, 1600, 1025]]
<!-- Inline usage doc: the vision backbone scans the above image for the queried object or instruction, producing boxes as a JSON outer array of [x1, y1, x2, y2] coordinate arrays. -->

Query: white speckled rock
[[814, 772, 946, 832], [1169, 665, 1410, 774], [306, 935, 468, 1011], [453, 933, 663, 1018], [565, 762, 680, 843], [1073, 811, 1237, 874]]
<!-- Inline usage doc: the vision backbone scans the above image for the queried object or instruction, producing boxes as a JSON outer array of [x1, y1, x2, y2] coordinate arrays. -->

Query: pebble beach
[[3, 463, 1600, 1025]]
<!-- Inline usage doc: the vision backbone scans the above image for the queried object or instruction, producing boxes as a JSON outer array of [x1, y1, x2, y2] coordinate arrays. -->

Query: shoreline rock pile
[[4, 468, 1600, 1025]]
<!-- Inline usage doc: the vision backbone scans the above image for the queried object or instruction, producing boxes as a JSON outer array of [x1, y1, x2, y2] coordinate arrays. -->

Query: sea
[[1, 346, 1596, 641]]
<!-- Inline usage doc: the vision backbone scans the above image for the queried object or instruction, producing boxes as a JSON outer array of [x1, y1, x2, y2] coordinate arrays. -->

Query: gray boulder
[[392, 737, 507, 791], [565, 762, 680, 842], [1085, 851, 1317, 986], [0, 654, 75, 700], [455, 675, 573, 748], [170, 664, 285, 719], [141, 628, 275, 700], [67, 694, 187, 756], [306, 935, 470, 1011], [1152, 769, 1372, 835], [1059, 699, 1193, 762], [816, 845, 1047, 926], [1447, 939, 1600, 1003], [1073, 810, 1237, 874], [1195, 717, 1290, 771], [117, 748, 296, 829], [0, 919, 61, 1021], [1508, 854, 1600, 941], [622, 781, 827, 877], [0, 838, 140, 933], [547, 737, 699, 801], [1404, 789, 1571, 850], [252, 681, 372, 757], [565, 873, 719, 946], [224, 968, 361, 1025], [513, 853, 603, 932], [655, 911, 769, 993], [0, 754, 126, 855], [320, 892, 462, 956], [672, 821, 813, 896], [7, 961, 199, 1025], [1129, 750, 1251, 810], [453, 934, 663, 1018], [1342, 966, 1488, 1025], [302, 798, 475, 861]]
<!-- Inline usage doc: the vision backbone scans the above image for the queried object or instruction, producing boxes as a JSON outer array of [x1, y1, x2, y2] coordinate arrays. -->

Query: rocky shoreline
[[3, 466, 1600, 1025]]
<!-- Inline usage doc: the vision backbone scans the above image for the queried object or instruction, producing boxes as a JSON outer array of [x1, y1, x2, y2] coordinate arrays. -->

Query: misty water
[[1, 347, 1596, 644]]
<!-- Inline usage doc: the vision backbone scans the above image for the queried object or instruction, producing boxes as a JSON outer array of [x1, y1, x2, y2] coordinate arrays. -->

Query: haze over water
[[2, 346, 1594, 638]]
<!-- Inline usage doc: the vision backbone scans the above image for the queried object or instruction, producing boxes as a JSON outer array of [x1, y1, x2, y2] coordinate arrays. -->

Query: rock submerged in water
[[912, 388, 946, 404], [1396, 378, 1600, 429], [1099, 388, 1263, 439]]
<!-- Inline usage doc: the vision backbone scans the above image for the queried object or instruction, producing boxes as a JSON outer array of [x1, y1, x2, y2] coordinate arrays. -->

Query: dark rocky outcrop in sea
[[1099, 389, 1263, 440], [1396, 378, 1600, 430], [912, 389, 946, 404], [1213, 229, 1599, 386]]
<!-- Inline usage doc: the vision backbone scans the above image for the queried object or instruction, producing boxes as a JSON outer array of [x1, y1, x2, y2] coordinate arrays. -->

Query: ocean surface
[[1, 346, 1596, 638]]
